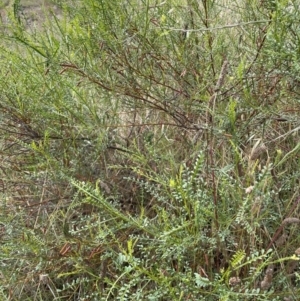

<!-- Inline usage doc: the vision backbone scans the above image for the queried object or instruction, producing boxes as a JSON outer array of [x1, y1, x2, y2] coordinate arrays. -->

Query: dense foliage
[[0, 0, 299, 300]]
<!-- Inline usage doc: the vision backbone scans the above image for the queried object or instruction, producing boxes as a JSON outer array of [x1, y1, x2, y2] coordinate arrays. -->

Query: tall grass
[[0, 0, 299, 300]]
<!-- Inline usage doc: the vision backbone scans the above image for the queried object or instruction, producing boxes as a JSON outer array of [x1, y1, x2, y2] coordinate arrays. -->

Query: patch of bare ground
[[0, 0, 62, 28]]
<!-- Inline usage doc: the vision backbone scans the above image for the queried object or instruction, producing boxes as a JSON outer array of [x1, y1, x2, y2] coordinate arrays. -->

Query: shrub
[[0, 0, 299, 300]]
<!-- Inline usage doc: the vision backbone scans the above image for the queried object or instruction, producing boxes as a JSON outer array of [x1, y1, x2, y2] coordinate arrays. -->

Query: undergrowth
[[0, 0, 299, 300]]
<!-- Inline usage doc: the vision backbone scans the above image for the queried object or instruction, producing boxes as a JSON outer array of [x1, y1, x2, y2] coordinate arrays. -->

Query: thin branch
[[161, 20, 269, 32]]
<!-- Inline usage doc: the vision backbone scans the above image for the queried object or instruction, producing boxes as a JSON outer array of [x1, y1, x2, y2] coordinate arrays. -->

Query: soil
[[0, 0, 62, 28]]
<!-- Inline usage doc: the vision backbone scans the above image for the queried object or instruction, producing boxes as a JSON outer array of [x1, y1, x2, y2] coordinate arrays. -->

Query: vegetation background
[[0, 0, 299, 300]]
